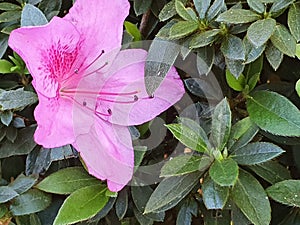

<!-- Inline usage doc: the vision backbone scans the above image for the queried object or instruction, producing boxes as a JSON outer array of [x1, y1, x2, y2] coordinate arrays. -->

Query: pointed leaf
[[196, 46, 215, 75], [144, 172, 202, 213], [247, 91, 300, 136], [266, 180, 300, 207], [288, 3, 300, 42], [193, 0, 211, 19], [0, 59, 13, 73], [1, 111, 13, 126], [202, 176, 229, 209], [115, 189, 128, 220], [225, 58, 245, 78], [133, 0, 152, 16], [53, 185, 109, 225], [176, 199, 198, 225], [9, 174, 38, 194], [0, 186, 18, 203], [231, 169, 271, 225], [221, 35, 245, 60], [21, 4, 48, 27], [216, 9, 260, 24], [244, 37, 265, 63], [270, 24, 296, 57], [36, 167, 100, 194], [189, 29, 220, 49], [247, 0, 265, 13], [0, 11, 21, 23], [225, 69, 246, 91], [158, 0, 189, 22], [265, 42, 283, 70], [270, 0, 294, 16], [160, 155, 212, 177], [211, 98, 231, 150], [10, 189, 51, 216], [0, 3, 21, 11], [169, 21, 199, 39], [231, 142, 284, 165], [175, 0, 197, 21], [247, 18, 276, 47], [207, 0, 225, 21], [209, 158, 239, 186]]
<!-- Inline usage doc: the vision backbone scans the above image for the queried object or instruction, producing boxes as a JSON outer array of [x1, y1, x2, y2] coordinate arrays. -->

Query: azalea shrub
[[0, 0, 299, 224]]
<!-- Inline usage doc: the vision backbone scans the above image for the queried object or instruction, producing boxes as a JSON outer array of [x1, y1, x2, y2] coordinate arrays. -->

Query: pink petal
[[74, 118, 134, 192], [34, 94, 75, 148], [64, 0, 129, 67], [75, 49, 185, 126], [8, 17, 82, 98]]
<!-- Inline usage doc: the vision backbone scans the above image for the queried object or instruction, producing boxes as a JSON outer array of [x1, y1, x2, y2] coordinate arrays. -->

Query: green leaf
[[133, 0, 152, 16], [38, 0, 62, 20], [10, 189, 51, 216], [207, 0, 225, 21], [144, 172, 202, 213], [1, 111, 13, 126], [227, 117, 259, 151], [288, 3, 300, 42], [196, 46, 215, 75], [249, 160, 291, 184], [169, 21, 199, 39], [231, 142, 284, 165], [175, 0, 197, 21], [296, 79, 300, 97], [0, 59, 13, 73], [209, 158, 239, 186], [160, 155, 212, 177], [267, 180, 300, 207], [0, 186, 19, 203], [265, 42, 283, 70], [231, 169, 271, 225], [9, 174, 38, 194], [133, 207, 153, 225], [189, 29, 220, 49], [247, 0, 265, 13], [36, 167, 100, 195], [0, 3, 21, 11], [158, 0, 189, 22], [166, 123, 208, 153], [270, 24, 296, 57], [221, 34, 245, 60], [225, 69, 246, 91], [225, 58, 245, 78], [247, 91, 300, 136], [0, 11, 21, 23], [0, 126, 36, 158], [216, 9, 260, 24], [193, 0, 211, 19], [270, 0, 294, 16], [211, 98, 231, 150], [202, 176, 229, 209], [134, 146, 147, 171], [0, 204, 8, 218], [176, 199, 198, 225], [124, 21, 142, 42], [247, 18, 276, 47], [145, 38, 180, 95], [0, 88, 38, 111], [53, 185, 109, 225], [21, 4, 47, 27], [244, 37, 265, 64], [115, 189, 128, 220]]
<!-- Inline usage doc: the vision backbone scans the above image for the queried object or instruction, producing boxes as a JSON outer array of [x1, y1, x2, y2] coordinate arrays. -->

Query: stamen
[[97, 96, 139, 104], [149, 94, 154, 99], [107, 109, 112, 115], [74, 69, 79, 74]]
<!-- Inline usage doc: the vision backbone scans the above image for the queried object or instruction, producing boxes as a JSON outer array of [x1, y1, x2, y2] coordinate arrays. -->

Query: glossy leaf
[[189, 29, 220, 49], [0, 59, 13, 73], [265, 42, 283, 70], [244, 37, 265, 63], [36, 167, 100, 194], [270, 24, 296, 57], [210, 98, 231, 150], [247, 0, 265, 13], [158, 0, 189, 22], [10, 189, 51, 216], [232, 142, 284, 165], [221, 35, 245, 60], [231, 169, 271, 225], [145, 38, 180, 95], [202, 176, 229, 209], [175, 0, 196, 21], [247, 18, 276, 47], [227, 117, 259, 151], [0, 126, 36, 158], [21, 4, 47, 27], [0, 3, 21, 11], [0, 11, 21, 23], [207, 0, 225, 21], [144, 172, 202, 213], [53, 185, 109, 225], [247, 91, 300, 136], [0, 88, 38, 111], [269, 0, 294, 16], [288, 3, 300, 42], [249, 160, 291, 184], [225, 58, 245, 78], [196, 46, 215, 75], [9, 174, 38, 194], [1, 110, 13, 126], [169, 21, 198, 39], [209, 158, 239, 186], [0, 186, 18, 203], [216, 9, 260, 24], [160, 155, 212, 177], [225, 69, 245, 91], [193, 0, 211, 19], [266, 180, 300, 207]]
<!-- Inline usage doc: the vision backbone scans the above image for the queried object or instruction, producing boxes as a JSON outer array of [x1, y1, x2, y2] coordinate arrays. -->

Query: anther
[[82, 101, 87, 106], [149, 94, 154, 99], [107, 109, 112, 115], [74, 69, 79, 74], [134, 95, 138, 101]]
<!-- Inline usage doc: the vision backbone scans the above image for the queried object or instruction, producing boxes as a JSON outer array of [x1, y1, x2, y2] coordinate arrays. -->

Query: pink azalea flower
[[8, 0, 184, 191]]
